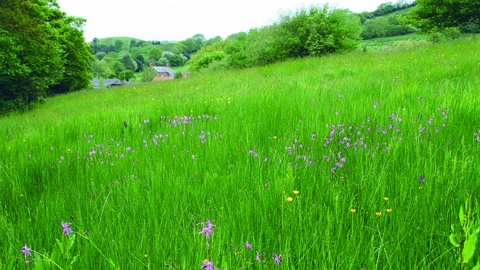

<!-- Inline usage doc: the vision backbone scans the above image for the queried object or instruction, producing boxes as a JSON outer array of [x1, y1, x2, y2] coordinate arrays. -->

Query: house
[[91, 79, 125, 88], [150, 63, 176, 81]]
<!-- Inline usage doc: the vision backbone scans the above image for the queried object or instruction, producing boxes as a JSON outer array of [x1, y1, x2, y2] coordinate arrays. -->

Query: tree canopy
[[0, 0, 93, 114], [408, 0, 480, 31]]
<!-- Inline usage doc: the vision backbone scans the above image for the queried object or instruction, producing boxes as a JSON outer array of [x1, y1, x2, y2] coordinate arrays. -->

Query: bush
[[442, 28, 461, 40], [193, 51, 226, 70]]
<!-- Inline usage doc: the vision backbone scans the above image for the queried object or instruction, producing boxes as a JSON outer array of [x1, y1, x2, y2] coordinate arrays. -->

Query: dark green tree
[[91, 37, 99, 54], [134, 59, 144, 72], [408, 0, 480, 31], [48, 16, 94, 95], [114, 39, 124, 52], [180, 38, 199, 54], [0, 0, 92, 113], [129, 39, 137, 51], [121, 55, 136, 72], [118, 70, 134, 81]]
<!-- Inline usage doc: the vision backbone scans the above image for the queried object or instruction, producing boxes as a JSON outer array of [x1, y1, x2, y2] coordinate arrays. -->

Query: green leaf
[[55, 238, 64, 251], [472, 262, 480, 270], [70, 255, 79, 266], [462, 230, 478, 263], [449, 233, 459, 247], [67, 234, 76, 251]]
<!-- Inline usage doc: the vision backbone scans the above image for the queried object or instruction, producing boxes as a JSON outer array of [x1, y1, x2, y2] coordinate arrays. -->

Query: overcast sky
[[55, 0, 397, 42]]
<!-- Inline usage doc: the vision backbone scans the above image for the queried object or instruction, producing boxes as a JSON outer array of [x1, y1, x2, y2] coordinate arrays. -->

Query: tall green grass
[[1, 38, 480, 269]]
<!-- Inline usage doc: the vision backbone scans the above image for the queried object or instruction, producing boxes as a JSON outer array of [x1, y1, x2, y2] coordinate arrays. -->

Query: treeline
[[89, 34, 222, 81], [357, 1, 417, 39], [189, 5, 361, 72], [0, 0, 93, 115]]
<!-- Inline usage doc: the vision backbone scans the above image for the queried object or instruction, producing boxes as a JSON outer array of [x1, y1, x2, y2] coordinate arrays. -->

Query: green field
[[2, 38, 480, 269]]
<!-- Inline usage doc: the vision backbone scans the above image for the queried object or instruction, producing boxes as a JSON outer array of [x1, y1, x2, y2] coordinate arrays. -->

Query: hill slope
[[1, 38, 480, 268]]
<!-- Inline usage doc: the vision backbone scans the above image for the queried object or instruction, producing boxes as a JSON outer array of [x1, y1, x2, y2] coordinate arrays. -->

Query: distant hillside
[[87, 36, 144, 45], [360, 6, 417, 40]]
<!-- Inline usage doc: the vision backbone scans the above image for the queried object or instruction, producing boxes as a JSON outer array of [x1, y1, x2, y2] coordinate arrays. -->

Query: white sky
[[55, 0, 397, 42]]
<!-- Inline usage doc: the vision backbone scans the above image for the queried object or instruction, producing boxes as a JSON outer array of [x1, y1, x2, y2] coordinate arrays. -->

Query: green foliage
[[114, 39, 124, 52], [362, 15, 416, 39], [204, 36, 223, 47], [120, 55, 136, 72], [118, 70, 135, 81], [225, 32, 248, 68], [147, 47, 163, 61], [0, 0, 92, 114], [162, 51, 175, 61], [140, 66, 157, 82], [174, 71, 183, 79], [304, 7, 361, 55], [180, 38, 200, 54], [110, 61, 126, 77], [169, 54, 186, 67], [188, 39, 233, 71], [408, 0, 480, 31], [450, 195, 480, 269], [91, 60, 114, 79], [427, 27, 461, 43], [243, 5, 361, 65], [193, 51, 226, 70], [95, 52, 106, 61], [156, 58, 169, 66]]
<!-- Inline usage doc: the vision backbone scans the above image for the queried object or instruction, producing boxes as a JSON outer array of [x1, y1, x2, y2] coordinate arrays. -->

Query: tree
[[204, 36, 223, 47], [141, 67, 157, 82], [118, 70, 134, 81], [226, 32, 248, 68], [192, 34, 206, 47], [0, 0, 92, 113], [110, 61, 126, 77], [169, 54, 184, 67], [95, 52, 106, 60], [129, 39, 137, 51], [408, 0, 480, 31], [147, 47, 163, 61], [114, 39, 124, 52], [134, 59, 144, 72], [120, 55, 136, 72], [91, 37, 99, 54], [48, 15, 94, 95], [180, 38, 199, 54], [92, 60, 114, 78]]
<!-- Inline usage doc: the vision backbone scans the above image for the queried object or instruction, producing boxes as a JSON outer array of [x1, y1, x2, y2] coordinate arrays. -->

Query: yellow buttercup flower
[[376, 212, 382, 217], [387, 209, 393, 213], [384, 197, 389, 201], [287, 197, 293, 202], [350, 209, 356, 213], [293, 190, 299, 195]]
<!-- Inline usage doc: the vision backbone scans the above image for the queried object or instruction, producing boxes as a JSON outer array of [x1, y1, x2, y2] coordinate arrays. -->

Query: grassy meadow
[[1, 38, 480, 269]]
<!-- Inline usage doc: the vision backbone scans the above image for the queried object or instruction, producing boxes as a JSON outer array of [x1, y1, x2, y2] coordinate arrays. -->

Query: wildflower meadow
[[1, 37, 480, 269]]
